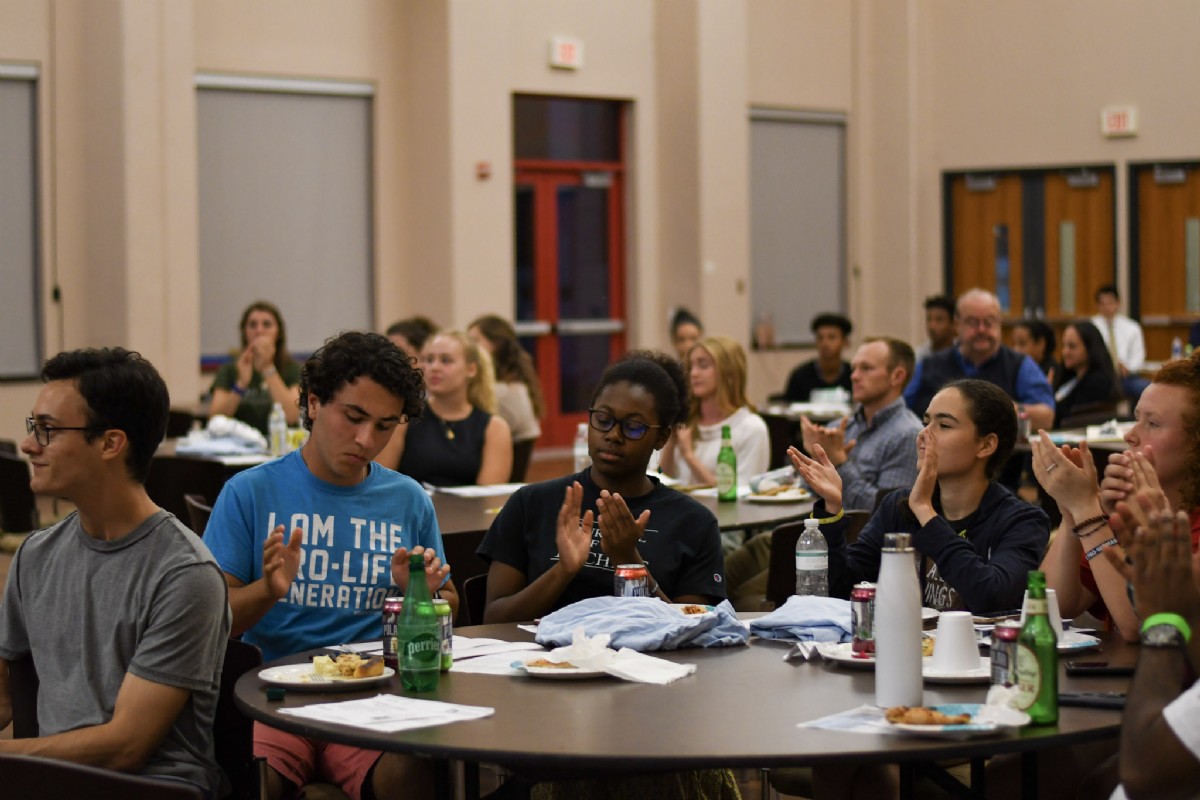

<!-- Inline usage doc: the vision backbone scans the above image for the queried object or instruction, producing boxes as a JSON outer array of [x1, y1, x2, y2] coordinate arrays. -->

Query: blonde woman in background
[[377, 330, 512, 485], [659, 335, 770, 487]]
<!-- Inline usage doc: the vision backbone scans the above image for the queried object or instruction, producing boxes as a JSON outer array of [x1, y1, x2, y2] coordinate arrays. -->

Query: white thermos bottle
[[874, 532, 923, 708]]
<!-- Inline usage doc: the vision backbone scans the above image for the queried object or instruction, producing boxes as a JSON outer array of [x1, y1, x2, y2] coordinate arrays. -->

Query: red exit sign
[[549, 36, 584, 70], [1101, 105, 1138, 138]]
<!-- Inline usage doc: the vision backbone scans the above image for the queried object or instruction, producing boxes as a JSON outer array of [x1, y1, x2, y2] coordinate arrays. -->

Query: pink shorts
[[253, 722, 383, 800]]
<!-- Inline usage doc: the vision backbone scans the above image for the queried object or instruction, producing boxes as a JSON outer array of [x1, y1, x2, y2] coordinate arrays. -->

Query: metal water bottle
[[874, 532, 923, 708]]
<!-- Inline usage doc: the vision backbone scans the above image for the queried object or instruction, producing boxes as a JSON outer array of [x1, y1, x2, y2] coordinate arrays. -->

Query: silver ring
[[1044, 463, 1058, 472]]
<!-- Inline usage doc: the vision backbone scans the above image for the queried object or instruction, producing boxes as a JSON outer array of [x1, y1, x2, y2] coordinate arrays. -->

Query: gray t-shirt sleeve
[[0, 540, 33, 662], [128, 562, 229, 692]]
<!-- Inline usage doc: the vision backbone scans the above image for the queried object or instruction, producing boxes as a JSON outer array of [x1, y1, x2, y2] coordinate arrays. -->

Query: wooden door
[[949, 174, 1024, 316], [1133, 163, 1200, 359], [1043, 171, 1115, 320]]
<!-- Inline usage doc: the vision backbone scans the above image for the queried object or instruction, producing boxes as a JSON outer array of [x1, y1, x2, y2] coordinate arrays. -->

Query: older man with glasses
[[904, 287, 1055, 432]]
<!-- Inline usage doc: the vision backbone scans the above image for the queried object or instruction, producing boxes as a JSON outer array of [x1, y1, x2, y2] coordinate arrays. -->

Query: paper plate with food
[[516, 656, 608, 679], [745, 485, 812, 503], [884, 703, 1029, 738], [260, 653, 394, 691]]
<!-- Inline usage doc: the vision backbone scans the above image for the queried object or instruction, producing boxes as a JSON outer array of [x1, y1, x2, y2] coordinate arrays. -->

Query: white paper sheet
[[448, 653, 527, 676], [452, 636, 543, 660], [433, 484, 524, 498], [279, 693, 493, 733]]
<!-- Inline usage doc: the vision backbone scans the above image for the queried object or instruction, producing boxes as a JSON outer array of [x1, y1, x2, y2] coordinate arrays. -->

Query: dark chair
[[184, 493, 213, 537], [510, 438, 535, 483], [13, 641, 263, 799], [167, 408, 196, 438], [216, 638, 267, 800], [0, 438, 17, 456], [462, 573, 488, 626], [145, 456, 230, 522], [761, 413, 799, 470], [0, 452, 38, 533], [0, 754, 203, 799], [9, 654, 39, 739], [764, 511, 871, 609]]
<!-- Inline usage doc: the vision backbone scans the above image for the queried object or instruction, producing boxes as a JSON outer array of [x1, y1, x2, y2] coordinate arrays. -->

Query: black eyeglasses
[[25, 417, 101, 447], [587, 409, 663, 441]]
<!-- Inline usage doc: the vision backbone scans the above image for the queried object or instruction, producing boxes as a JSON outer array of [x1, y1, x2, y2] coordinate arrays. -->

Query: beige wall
[[5, 0, 1200, 448]]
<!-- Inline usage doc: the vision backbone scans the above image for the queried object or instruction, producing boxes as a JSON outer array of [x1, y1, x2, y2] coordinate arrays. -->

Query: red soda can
[[382, 596, 404, 668], [991, 620, 1021, 688], [614, 563, 651, 597], [851, 582, 876, 656]]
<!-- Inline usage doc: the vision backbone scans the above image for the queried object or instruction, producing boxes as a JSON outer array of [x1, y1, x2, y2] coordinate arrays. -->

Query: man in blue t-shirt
[[206, 331, 457, 800]]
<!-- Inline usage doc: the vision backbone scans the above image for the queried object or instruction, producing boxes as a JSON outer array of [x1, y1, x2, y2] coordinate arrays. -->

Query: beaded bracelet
[[230, 384, 247, 397], [1072, 513, 1109, 536], [1084, 537, 1119, 561], [1075, 521, 1109, 540]]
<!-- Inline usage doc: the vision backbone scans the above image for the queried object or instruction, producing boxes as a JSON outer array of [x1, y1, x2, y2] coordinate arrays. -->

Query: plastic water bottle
[[716, 425, 738, 503], [794, 518, 828, 596], [1171, 336, 1184, 360], [573, 422, 591, 473], [875, 532, 923, 708], [268, 402, 287, 457]]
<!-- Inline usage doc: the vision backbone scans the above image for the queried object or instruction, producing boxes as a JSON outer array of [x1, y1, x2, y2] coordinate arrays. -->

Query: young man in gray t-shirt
[[0, 348, 230, 797]]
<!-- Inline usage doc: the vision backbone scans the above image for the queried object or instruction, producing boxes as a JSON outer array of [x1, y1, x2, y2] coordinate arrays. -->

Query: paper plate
[[518, 662, 608, 679], [745, 489, 812, 504], [887, 703, 1029, 738], [814, 643, 992, 683], [258, 664, 394, 691]]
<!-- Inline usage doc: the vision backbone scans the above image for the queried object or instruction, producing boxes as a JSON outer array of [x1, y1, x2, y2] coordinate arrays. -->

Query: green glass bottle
[[1014, 570, 1058, 724], [716, 424, 737, 502], [398, 552, 440, 692]]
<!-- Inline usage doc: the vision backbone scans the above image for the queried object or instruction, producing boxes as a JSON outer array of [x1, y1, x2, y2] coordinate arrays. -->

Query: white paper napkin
[[279, 693, 493, 733], [534, 628, 697, 684]]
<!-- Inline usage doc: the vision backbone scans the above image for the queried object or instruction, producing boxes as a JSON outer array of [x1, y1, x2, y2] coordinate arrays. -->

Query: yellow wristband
[[813, 507, 844, 525]]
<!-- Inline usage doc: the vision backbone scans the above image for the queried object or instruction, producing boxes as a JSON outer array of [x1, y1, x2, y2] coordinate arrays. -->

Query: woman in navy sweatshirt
[[791, 378, 1050, 613]]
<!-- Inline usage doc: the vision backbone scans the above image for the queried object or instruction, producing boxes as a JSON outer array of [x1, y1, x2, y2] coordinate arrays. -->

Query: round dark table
[[235, 623, 1130, 800]]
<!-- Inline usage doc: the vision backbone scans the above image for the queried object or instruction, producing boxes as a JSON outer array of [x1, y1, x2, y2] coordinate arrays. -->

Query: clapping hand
[[555, 482, 594, 575], [262, 524, 303, 599], [788, 444, 842, 513], [908, 429, 939, 524], [800, 415, 855, 466], [1029, 432, 1098, 515], [390, 545, 451, 595], [597, 490, 650, 565], [1104, 509, 1200, 623], [1099, 447, 1155, 516]]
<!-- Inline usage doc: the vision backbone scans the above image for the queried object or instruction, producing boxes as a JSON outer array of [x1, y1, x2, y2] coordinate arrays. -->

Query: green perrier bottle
[[716, 424, 737, 503], [398, 552, 440, 692], [1014, 570, 1057, 724]]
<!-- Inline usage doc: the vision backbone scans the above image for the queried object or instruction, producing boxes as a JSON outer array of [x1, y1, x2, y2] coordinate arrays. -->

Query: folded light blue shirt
[[535, 597, 749, 651], [749, 596, 853, 643]]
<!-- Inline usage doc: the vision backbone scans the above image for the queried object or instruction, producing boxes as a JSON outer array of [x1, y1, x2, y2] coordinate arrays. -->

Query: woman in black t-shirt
[[477, 350, 726, 624], [376, 330, 512, 485]]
